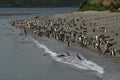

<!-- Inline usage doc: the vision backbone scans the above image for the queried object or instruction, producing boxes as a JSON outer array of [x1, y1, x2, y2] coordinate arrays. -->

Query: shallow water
[[0, 8, 119, 80]]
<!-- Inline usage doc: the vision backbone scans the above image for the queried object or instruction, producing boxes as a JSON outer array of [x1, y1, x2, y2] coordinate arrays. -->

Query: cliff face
[[0, 0, 85, 7]]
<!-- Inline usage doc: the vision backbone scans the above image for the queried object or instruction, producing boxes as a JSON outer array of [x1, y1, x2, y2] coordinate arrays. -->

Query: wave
[[31, 38, 104, 74]]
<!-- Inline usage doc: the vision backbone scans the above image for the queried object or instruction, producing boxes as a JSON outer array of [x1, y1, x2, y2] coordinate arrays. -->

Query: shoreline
[[10, 11, 120, 62]]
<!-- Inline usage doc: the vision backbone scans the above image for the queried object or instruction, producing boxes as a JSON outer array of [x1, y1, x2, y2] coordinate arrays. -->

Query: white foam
[[31, 38, 57, 57], [31, 38, 104, 74]]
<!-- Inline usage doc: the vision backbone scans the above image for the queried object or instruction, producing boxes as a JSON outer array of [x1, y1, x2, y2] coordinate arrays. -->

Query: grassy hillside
[[0, 0, 85, 7], [80, 0, 120, 11]]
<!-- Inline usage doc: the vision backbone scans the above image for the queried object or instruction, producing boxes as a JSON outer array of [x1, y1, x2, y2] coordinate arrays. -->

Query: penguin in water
[[42, 53, 49, 56], [57, 54, 66, 57], [76, 54, 82, 60], [64, 50, 70, 56], [57, 51, 70, 57], [42, 51, 70, 57]]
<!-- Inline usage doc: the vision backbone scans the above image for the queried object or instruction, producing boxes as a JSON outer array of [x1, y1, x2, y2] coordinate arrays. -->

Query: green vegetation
[[79, 0, 120, 12], [0, 0, 84, 7]]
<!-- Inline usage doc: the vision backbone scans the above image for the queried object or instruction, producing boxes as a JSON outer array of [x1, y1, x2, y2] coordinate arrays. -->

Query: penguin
[[76, 54, 82, 60]]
